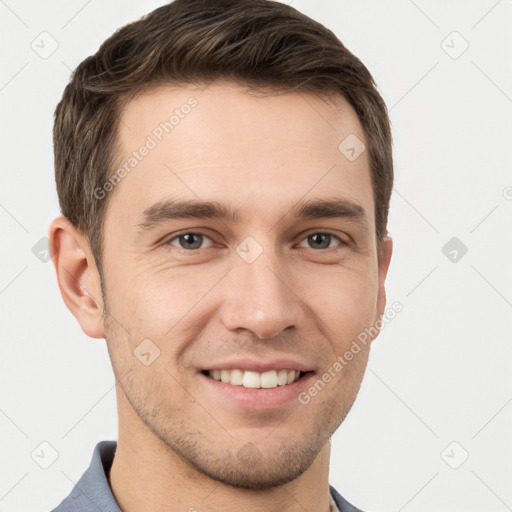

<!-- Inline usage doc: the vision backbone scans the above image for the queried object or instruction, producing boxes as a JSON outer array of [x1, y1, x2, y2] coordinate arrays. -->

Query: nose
[[218, 245, 304, 339]]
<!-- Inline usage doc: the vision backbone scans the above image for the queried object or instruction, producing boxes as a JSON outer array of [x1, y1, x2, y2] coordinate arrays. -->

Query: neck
[[109, 391, 334, 512]]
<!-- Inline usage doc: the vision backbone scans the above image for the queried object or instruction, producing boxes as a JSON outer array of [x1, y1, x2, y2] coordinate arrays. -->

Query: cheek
[[304, 267, 379, 338], [132, 268, 220, 318], [105, 263, 226, 357], [103, 254, 189, 322]]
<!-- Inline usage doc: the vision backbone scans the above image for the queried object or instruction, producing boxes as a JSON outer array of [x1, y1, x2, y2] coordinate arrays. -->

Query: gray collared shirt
[[50, 440, 363, 512]]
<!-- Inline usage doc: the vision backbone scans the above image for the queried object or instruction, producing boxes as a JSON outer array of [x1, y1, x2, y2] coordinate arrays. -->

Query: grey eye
[[299, 233, 343, 250], [168, 233, 213, 250]]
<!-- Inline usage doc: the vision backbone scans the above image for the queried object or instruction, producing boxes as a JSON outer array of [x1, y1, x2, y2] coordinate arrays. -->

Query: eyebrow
[[136, 197, 370, 234]]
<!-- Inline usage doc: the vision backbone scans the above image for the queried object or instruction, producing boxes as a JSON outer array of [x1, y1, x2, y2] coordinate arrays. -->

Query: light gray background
[[1, 1, 511, 511]]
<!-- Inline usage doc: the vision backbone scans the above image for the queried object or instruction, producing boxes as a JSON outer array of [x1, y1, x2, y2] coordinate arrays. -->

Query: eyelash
[[164, 231, 349, 252]]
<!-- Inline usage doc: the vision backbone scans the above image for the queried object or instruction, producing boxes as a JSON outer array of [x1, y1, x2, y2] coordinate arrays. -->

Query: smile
[[202, 369, 308, 389]]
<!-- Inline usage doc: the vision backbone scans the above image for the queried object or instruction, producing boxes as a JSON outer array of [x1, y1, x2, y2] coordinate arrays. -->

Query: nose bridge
[[220, 237, 302, 339]]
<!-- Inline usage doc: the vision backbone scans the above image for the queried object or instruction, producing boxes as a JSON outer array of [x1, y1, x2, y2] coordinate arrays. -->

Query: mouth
[[200, 369, 313, 389], [198, 367, 316, 410]]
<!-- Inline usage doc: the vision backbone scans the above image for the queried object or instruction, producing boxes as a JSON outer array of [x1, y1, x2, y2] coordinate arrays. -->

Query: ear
[[375, 236, 393, 324], [48, 216, 106, 339]]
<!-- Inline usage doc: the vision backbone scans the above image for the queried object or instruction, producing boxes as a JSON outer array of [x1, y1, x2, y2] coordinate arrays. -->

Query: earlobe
[[48, 216, 106, 339]]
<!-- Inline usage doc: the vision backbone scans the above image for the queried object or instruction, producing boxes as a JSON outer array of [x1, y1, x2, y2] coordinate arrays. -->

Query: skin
[[50, 81, 392, 512]]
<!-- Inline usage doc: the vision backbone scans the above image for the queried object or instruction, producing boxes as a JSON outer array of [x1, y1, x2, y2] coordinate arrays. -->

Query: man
[[48, 0, 393, 510]]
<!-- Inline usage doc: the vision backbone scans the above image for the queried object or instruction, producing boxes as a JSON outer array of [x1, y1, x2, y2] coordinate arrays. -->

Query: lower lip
[[198, 371, 315, 410]]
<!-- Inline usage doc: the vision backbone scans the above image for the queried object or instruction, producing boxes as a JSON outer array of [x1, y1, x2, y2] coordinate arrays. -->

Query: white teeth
[[260, 370, 277, 388], [243, 371, 261, 388], [207, 369, 302, 388], [277, 369, 288, 385], [229, 369, 244, 386]]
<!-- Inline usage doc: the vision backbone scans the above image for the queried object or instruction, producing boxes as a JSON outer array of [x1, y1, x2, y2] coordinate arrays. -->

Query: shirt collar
[[52, 440, 121, 512]]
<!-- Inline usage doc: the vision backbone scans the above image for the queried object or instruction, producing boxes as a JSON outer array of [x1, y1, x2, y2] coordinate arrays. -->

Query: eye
[[297, 232, 347, 250], [167, 232, 214, 251], [164, 231, 347, 252]]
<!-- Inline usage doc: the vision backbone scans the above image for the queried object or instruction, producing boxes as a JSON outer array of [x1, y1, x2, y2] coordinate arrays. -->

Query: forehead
[[107, 81, 374, 232]]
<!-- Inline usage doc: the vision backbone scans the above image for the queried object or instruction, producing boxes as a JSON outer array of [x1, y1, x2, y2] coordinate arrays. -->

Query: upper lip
[[200, 358, 314, 373]]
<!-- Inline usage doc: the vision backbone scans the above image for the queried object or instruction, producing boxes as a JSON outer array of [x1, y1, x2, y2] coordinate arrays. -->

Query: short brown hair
[[53, 0, 393, 279]]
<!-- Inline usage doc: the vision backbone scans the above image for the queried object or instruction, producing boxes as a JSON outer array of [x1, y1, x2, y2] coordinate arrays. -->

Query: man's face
[[100, 82, 391, 488]]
